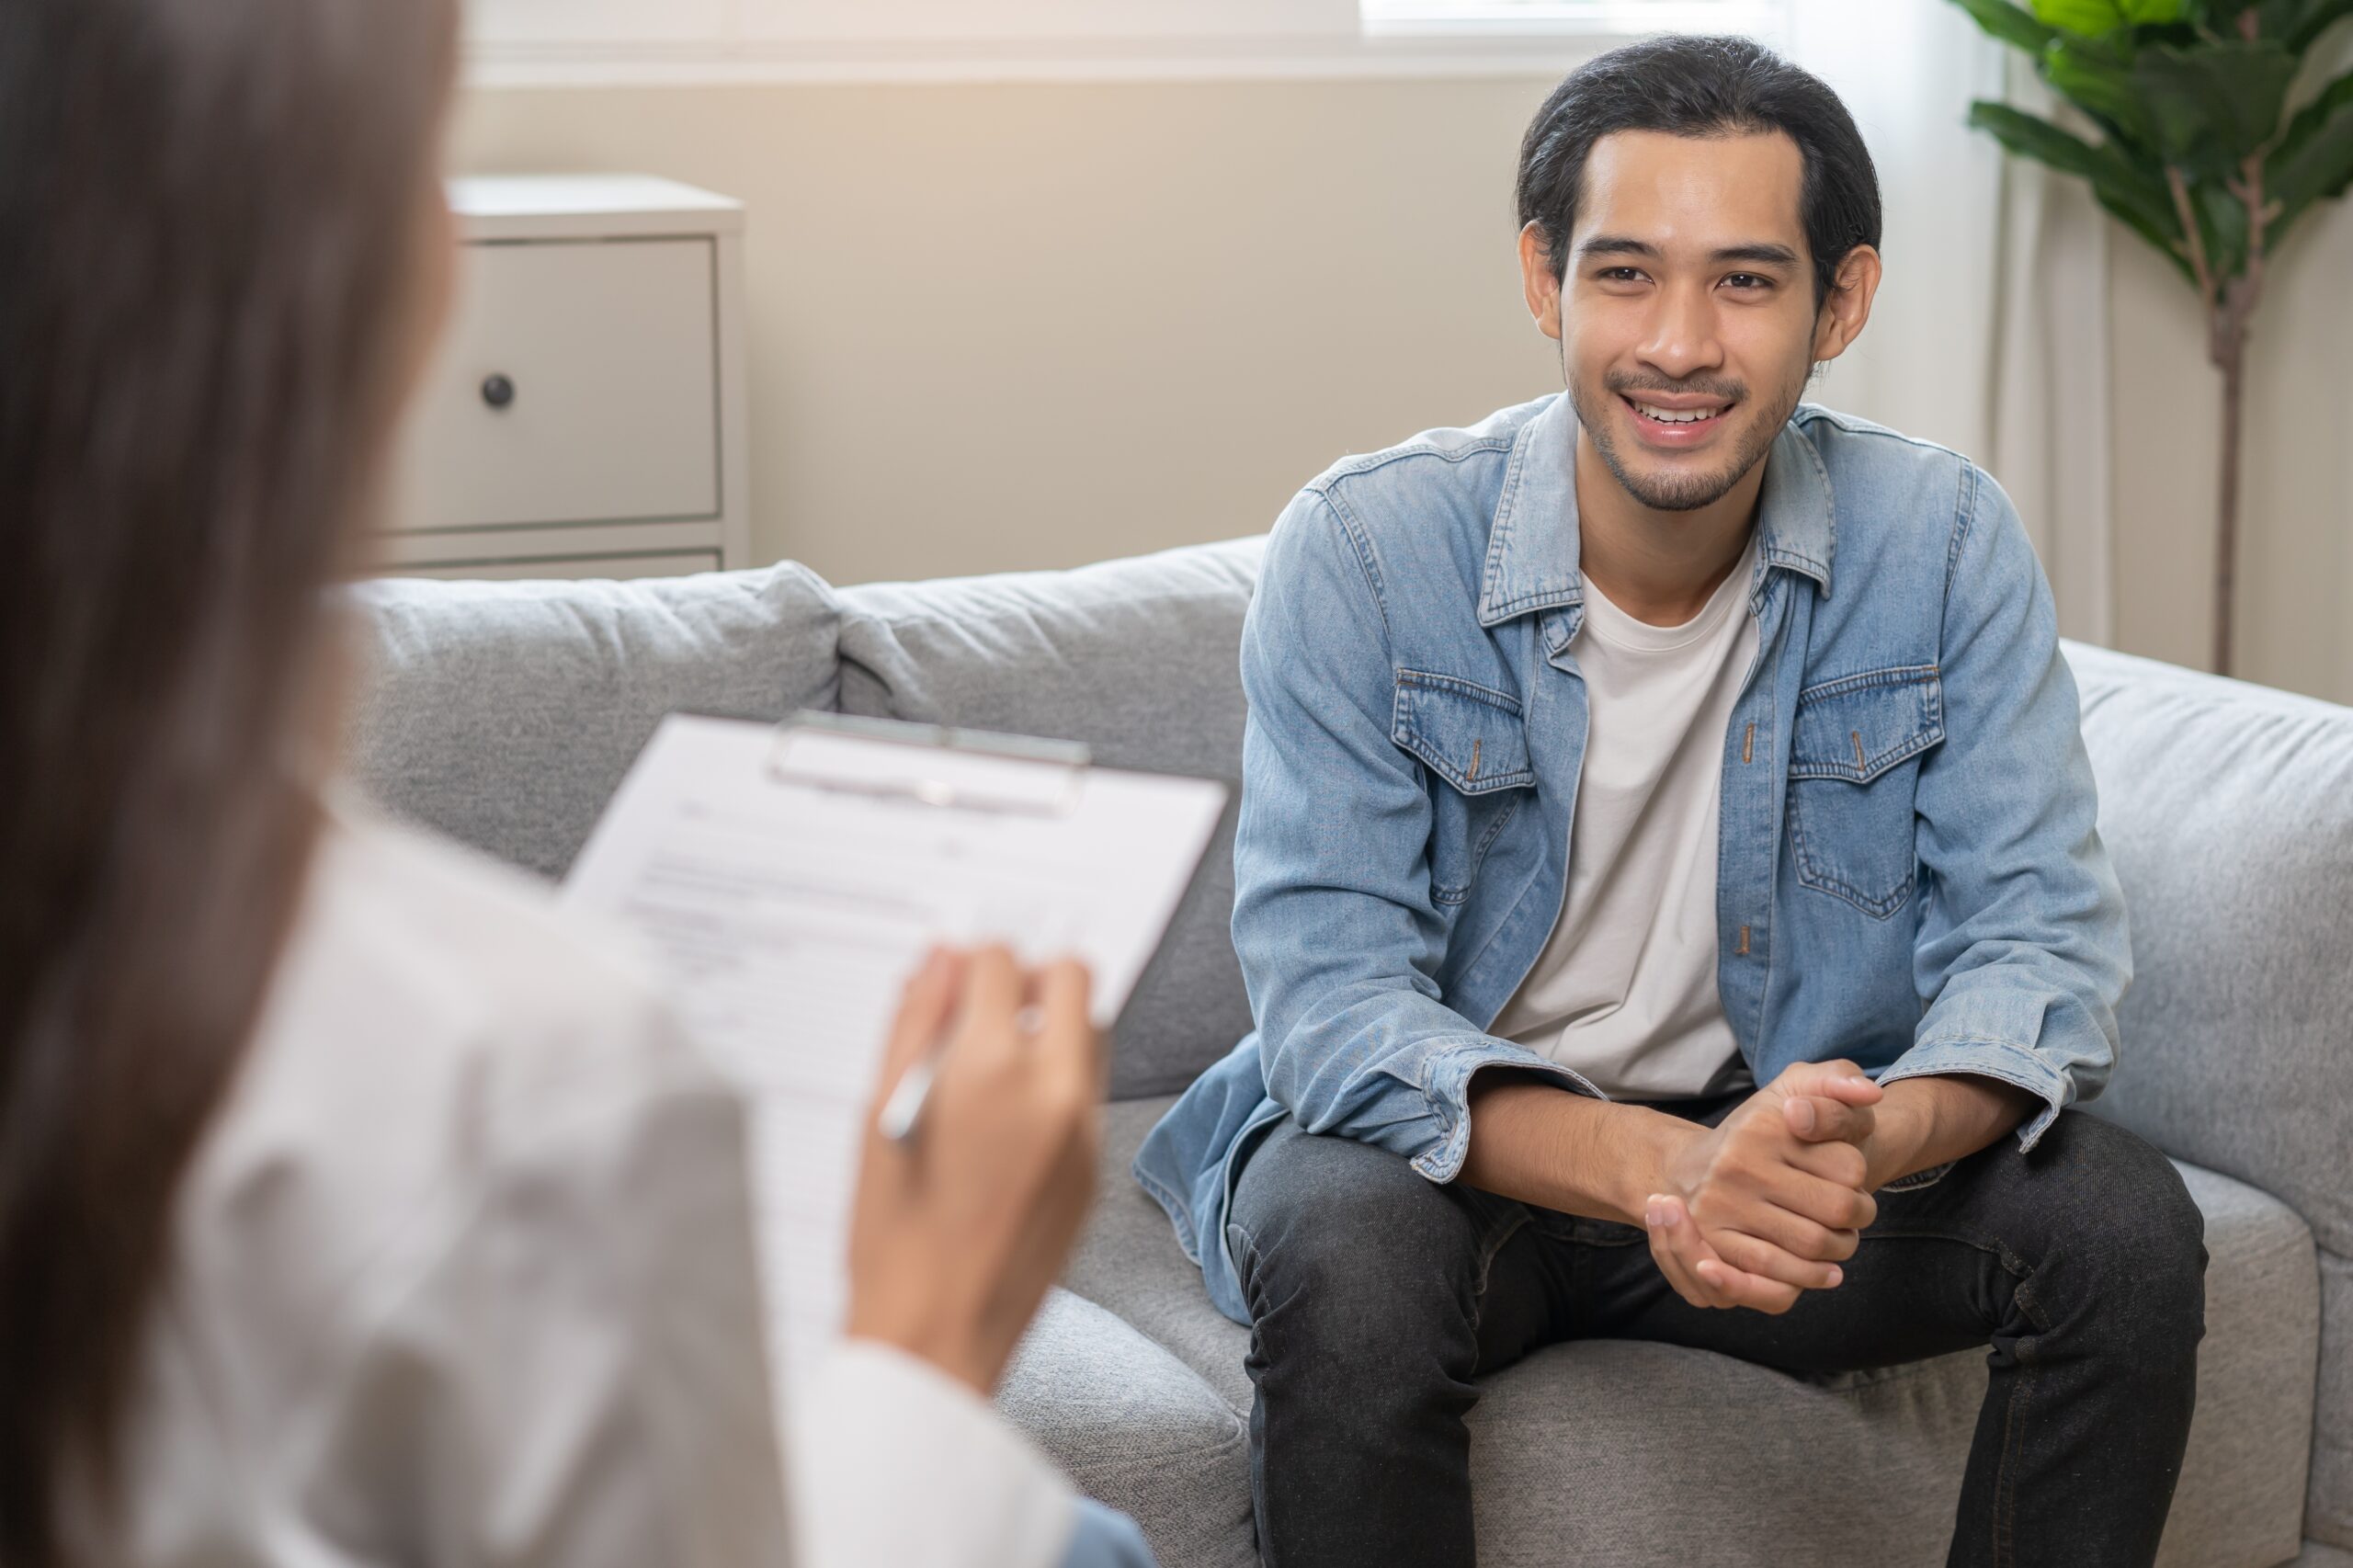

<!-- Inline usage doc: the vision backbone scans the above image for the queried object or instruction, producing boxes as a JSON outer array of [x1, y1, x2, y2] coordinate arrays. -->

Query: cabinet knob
[[481, 373, 516, 410]]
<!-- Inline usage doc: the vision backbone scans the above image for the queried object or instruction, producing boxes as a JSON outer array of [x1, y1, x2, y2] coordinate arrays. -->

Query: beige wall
[[452, 75, 2353, 702], [2109, 199, 2353, 703], [449, 77, 1567, 586]]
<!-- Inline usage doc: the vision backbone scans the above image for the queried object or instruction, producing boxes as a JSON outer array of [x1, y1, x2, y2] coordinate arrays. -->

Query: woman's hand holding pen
[[845, 946, 1104, 1394]]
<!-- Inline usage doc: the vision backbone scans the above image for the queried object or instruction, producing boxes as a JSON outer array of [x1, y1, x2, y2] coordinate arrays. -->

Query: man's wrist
[[1859, 1101, 1924, 1192], [1860, 1074, 2033, 1189], [1620, 1106, 1703, 1222]]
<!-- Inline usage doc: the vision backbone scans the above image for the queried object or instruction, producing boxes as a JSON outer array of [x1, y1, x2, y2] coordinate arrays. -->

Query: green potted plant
[[1949, 0, 2353, 675]]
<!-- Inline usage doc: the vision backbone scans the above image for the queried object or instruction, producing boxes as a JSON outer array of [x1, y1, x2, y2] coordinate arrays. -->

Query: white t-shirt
[[1488, 535, 1760, 1101], [103, 803, 1076, 1568]]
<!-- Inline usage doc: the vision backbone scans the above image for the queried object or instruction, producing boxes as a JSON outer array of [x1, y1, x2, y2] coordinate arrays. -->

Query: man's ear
[[1518, 221, 1563, 342], [1810, 244, 1881, 365]]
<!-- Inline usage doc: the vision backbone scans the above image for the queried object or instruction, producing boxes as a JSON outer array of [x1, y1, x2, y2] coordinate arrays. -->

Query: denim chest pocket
[[1392, 670, 1535, 906], [1786, 666, 1945, 919]]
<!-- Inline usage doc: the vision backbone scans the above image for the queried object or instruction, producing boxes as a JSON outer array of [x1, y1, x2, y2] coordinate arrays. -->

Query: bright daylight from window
[[1360, 0, 1778, 28]]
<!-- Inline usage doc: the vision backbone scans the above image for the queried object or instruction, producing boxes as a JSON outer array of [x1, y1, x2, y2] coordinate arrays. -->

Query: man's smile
[[1620, 392, 1735, 446]]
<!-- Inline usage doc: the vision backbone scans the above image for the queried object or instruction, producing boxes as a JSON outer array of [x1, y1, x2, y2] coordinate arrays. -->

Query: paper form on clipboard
[[559, 710, 1229, 1397]]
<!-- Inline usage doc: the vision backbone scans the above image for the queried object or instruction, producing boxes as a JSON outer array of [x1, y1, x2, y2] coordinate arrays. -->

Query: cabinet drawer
[[394, 237, 720, 529]]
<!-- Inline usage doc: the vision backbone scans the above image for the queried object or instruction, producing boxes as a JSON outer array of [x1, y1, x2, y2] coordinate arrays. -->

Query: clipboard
[[559, 710, 1229, 1395], [765, 710, 1093, 819]]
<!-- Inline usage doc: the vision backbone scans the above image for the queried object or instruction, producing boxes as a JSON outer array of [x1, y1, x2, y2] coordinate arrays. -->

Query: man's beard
[[1567, 360, 1809, 513]]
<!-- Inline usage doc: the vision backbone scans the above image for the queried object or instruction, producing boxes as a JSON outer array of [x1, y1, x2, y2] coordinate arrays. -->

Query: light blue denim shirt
[[1133, 392, 2131, 1325]]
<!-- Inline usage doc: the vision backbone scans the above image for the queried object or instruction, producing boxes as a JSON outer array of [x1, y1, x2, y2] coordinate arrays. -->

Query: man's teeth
[[1634, 402, 1723, 424]]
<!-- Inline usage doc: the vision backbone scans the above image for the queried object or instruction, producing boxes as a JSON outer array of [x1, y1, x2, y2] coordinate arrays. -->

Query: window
[[1362, 0, 1781, 32], [465, 0, 1787, 85]]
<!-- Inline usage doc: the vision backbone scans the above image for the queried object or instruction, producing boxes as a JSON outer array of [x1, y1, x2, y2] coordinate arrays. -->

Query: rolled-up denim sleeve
[[1893, 466, 2131, 1148], [1233, 491, 1595, 1182]]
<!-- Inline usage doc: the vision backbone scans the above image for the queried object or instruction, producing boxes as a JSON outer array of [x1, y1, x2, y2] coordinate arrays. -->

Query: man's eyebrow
[[1574, 234, 1659, 260], [1572, 236, 1803, 268], [1712, 243, 1802, 267]]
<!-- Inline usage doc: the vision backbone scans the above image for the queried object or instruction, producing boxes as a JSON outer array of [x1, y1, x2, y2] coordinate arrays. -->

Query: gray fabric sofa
[[347, 540, 2350, 1568]]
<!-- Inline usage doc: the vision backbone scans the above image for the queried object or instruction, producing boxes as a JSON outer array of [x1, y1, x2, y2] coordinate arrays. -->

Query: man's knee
[[1229, 1122, 1497, 1380], [2035, 1113, 2208, 1339]]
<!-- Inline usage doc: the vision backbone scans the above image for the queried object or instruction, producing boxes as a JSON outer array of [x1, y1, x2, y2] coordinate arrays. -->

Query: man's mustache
[[1605, 374, 1745, 402]]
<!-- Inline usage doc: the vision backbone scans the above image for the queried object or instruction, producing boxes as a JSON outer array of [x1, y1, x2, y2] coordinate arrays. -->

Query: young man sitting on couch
[[1133, 34, 2207, 1568]]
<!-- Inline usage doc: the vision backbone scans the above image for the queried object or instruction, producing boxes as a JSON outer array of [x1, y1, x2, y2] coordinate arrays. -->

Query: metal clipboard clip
[[764, 710, 1091, 820]]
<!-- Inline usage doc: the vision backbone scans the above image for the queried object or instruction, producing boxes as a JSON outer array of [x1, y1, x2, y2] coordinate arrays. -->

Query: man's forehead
[[1575, 128, 1807, 251]]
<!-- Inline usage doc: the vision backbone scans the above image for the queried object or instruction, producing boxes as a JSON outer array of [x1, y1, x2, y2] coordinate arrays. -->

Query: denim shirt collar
[[1475, 391, 1838, 630]]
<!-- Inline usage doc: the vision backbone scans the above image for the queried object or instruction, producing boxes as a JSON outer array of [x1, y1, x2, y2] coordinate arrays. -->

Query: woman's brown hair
[[0, 0, 454, 1557]]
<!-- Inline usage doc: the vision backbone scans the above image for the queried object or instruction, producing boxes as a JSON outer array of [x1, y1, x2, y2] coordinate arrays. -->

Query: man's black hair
[[1516, 34, 1881, 308]]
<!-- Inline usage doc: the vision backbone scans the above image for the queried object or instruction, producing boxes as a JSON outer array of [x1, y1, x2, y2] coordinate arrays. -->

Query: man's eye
[[1724, 273, 1769, 290], [1598, 267, 1644, 283]]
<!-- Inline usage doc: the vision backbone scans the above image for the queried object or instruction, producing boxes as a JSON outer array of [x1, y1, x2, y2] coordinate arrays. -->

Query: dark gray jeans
[[1227, 1102, 2207, 1568]]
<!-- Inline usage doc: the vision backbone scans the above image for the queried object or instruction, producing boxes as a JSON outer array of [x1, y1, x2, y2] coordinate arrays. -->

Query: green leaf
[[2043, 36, 2161, 143], [2195, 179, 2252, 274], [1967, 101, 2195, 278], [2035, 0, 2131, 33], [2287, 0, 2353, 51], [2274, 69, 2353, 167], [2196, 0, 2302, 36], [1967, 100, 2184, 234], [2267, 98, 2353, 235], [2091, 187, 2201, 280], [2132, 40, 2299, 173], [1949, 0, 2062, 50]]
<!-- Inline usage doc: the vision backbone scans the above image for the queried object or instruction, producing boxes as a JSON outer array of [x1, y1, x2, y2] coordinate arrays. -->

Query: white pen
[[881, 1001, 1046, 1142]]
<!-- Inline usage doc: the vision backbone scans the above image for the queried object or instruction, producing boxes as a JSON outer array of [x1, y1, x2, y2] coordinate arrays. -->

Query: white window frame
[[464, 0, 1789, 87]]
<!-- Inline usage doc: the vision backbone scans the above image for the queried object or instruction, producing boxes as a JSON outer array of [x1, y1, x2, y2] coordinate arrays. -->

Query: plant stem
[[2167, 167, 2218, 316], [2213, 329, 2243, 676], [2209, 153, 2268, 678]]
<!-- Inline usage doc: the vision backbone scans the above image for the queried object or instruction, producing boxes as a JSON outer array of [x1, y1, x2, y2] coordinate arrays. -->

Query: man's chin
[[1613, 454, 1752, 513]]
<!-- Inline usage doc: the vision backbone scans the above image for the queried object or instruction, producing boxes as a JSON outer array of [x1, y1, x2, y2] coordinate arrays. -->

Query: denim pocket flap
[[1392, 670, 1534, 795], [1789, 665, 1944, 782]]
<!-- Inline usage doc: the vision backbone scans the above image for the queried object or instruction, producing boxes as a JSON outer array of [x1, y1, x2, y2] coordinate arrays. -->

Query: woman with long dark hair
[[0, 3, 1142, 1564]]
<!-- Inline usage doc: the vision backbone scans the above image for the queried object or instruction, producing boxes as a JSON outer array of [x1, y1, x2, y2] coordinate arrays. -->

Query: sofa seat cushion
[[995, 1288, 1256, 1568], [345, 563, 842, 880], [1073, 1096, 2318, 1568]]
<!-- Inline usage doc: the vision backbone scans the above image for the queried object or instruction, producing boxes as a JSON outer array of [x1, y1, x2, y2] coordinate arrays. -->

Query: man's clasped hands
[[1643, 1062, 1889, 1315]]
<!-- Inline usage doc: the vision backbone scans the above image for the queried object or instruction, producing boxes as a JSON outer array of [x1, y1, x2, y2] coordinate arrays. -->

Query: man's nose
[[1637, 283, 1725, 381]]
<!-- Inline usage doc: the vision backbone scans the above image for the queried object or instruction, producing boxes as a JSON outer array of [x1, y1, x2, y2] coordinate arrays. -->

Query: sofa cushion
[[1077, 1096, 2317, 1568], [343, 564, 841, 879], [2064, 639, 2353, 1549], [835, 540, 1263, 1100], [996, 1288, 1256, 1568]]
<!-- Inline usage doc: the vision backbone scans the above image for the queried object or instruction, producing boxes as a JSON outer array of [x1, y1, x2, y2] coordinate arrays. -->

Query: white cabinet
[[380, 175, 750, 580]]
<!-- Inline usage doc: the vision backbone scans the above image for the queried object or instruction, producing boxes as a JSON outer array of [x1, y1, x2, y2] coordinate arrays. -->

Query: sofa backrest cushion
[[2065, 641, 2351, 1251], [836, 539, 1264, 1101], [2065, 638, 2352, 1545], [344, 564, 842, 880]]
